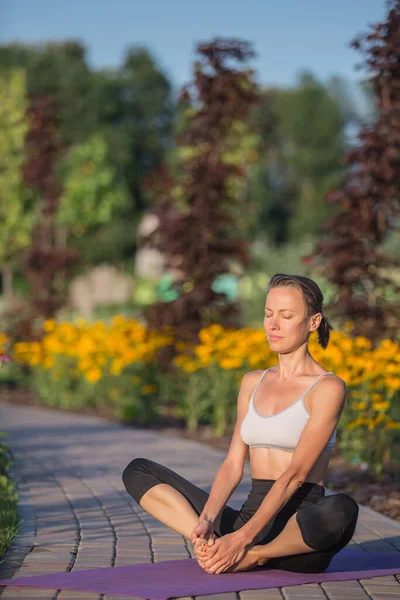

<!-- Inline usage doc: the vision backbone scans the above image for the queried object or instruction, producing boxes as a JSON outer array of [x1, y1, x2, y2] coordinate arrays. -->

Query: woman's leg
[[258, 493, 359, 573], [122, 458, 239, 539]]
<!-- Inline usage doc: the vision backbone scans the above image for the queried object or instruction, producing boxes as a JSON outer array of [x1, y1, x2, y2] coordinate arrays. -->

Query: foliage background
[[0, 3, 399, 483]]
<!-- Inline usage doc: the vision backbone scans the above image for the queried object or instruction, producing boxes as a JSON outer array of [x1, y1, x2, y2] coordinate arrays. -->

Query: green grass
[[0, 498, 18, 559], [0, 437, 18, 561]]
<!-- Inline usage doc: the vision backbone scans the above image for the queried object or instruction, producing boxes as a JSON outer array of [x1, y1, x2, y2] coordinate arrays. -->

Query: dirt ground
[[1, 385, 399, 523]]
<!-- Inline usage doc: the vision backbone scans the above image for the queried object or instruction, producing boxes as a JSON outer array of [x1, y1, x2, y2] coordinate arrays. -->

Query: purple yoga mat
[[1, 549, 400, 599]]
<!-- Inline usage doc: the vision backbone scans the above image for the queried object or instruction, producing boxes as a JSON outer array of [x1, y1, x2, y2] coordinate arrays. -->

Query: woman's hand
[[190, 518, 215, 544], [201, 532, 247, 574]]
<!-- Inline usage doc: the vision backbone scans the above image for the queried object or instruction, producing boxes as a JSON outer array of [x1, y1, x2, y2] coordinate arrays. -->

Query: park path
[[0, 401, 399, 600]]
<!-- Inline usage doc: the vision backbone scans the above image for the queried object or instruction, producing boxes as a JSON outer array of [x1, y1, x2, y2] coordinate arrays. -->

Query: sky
[[0, 0, 389, 92]]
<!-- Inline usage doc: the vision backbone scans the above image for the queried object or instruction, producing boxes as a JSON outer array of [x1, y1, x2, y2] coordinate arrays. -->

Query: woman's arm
[[198, 372, 258, 523], [232, 470, 305, 546], [199, 462, 242, 523]]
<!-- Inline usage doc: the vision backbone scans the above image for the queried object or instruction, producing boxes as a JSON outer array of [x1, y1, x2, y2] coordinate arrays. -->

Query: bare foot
[[227, 547, 266, 573]]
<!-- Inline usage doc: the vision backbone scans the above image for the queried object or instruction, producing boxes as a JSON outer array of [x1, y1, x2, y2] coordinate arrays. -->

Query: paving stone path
[[0, 401, 399, 600]]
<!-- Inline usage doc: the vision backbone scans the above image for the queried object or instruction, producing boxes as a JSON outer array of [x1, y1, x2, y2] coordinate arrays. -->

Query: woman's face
[[264, 287, 320, 351]]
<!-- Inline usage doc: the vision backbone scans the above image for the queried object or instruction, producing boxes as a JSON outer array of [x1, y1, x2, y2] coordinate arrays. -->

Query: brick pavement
[[0, 401, 399, 600]]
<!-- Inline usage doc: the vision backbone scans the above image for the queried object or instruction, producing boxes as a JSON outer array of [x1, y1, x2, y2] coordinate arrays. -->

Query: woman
[[122, 273, 359, 575]]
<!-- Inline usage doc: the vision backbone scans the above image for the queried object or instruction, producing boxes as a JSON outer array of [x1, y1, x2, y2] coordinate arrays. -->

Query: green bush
[[0, 435, 18, 560]]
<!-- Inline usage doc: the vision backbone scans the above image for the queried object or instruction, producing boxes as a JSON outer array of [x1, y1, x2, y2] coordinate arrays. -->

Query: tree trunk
[[1, 264, 13, 305]]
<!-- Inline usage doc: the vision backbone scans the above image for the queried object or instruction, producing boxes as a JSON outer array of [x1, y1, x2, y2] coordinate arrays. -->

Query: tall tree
[[21, 95, 79, 337], [303, 1, 400, 342], [246, 74, 347, 246], [97, 47, 175, 214], [245, 89, 295, 245], [0, 41, 97, 145], [0, 42, 175, 257], [57, 134, 128, 239], [77, 47, 176, 261], [0, 70, 34, 304], [55, 133, 130, 266], [273, 73, 346, 243], [143, 38, 259, 339]]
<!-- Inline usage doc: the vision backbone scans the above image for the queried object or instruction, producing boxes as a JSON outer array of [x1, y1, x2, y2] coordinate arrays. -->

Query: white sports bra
[[240, 368, 336, 453]]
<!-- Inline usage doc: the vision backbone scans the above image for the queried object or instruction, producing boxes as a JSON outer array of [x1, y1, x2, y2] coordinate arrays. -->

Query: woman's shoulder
[[319, 371, 346, 387], [313, 372, 347, 402], [241, 369, 267, 388], [242, 368, 345, 388]]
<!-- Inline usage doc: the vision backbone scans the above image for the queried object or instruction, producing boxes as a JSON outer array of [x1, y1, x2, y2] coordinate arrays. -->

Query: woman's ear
[[310, 313, 323, 332]]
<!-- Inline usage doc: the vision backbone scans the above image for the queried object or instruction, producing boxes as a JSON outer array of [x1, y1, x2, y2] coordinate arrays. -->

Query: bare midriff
[[249, 447, 331, 486]]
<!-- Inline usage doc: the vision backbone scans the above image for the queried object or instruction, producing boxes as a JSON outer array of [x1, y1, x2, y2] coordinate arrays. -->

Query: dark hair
[[266, 273, 333, 349]]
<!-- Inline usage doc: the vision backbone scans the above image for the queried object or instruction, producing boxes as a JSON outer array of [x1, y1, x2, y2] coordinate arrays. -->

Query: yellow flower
[[354, 336, 372, 350], [182, 362, 200, 373], [85, 368, 102, 383], [13, 341, 29, 352], [198, 355, 212, 367], [387, 377, 400, 391], [219, 358, 243, 370], [43, 357, 55, 369], [43, 319, 56, 332], [368, 413, 387, 430], [174, 356, 191, 368], [348, 417, 370, 430], [207, 324, 224, 336], [372, 401, 390, 412], [351, 401, 367, 411], [110, 361, 123, 376], [0, 332, 10, 353], [194, 346, 212, 359]]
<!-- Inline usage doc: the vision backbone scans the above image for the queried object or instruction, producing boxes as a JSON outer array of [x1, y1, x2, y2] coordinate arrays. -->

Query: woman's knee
[[316, 493, 359, 550], [297, 493, 359, 551], [122, 457, 151, 495], [122, 456, 148, 479], [326, 493, 359, 527]]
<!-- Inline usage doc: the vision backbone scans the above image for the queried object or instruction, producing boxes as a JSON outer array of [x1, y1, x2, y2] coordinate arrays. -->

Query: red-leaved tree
[[303, 1, 400, 343], [19, 95, 80, 338], [143, 38, 259, 341]]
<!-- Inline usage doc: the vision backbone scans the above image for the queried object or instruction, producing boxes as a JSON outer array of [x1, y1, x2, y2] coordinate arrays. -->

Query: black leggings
[[122, 458, 359, 574]]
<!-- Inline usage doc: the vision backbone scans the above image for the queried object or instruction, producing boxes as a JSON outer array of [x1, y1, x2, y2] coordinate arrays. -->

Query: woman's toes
[[207, 537, 215, 546]]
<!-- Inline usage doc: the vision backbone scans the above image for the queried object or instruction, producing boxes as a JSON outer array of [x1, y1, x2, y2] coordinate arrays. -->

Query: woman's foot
[[194, 535, 215, 568], [226, 547, 267, 572]]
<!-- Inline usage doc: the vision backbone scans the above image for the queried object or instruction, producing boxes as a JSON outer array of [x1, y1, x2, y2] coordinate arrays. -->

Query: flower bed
[[0, 319, 399, 475]]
